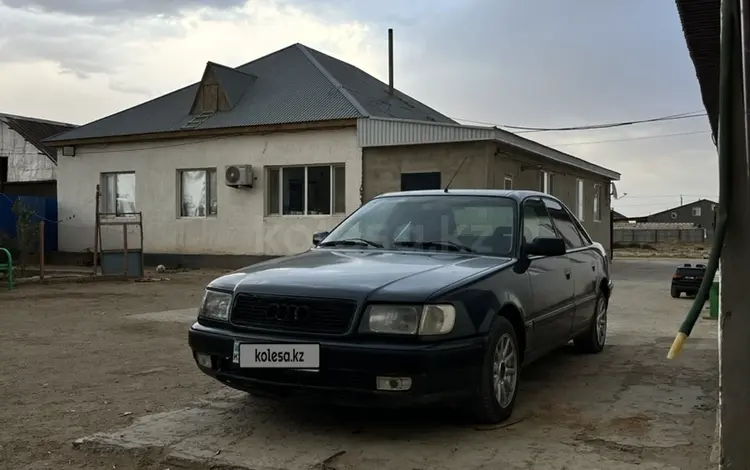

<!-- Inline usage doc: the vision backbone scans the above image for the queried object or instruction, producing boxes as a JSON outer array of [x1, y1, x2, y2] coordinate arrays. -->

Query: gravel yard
[[0, 259, 718, 470]]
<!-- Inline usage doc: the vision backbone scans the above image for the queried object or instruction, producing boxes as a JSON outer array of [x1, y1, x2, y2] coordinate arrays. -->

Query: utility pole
[[680, 194, 684, 206]]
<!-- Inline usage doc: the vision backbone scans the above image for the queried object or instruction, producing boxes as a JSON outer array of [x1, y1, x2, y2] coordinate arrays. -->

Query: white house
[[0, 113, 76, 198], [46, 43, 619, 267]]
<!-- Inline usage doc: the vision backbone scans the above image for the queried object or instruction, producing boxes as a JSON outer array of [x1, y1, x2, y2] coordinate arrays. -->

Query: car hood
[[208, 249, 514, 303]]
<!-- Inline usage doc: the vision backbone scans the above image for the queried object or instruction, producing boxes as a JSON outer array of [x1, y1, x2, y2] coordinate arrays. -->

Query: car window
[[522, 198, 558, 244], [543, 198, 588, 249], [323, 195, 517, 255]]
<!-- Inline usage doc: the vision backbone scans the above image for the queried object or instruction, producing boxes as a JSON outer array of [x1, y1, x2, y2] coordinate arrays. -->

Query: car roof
[[373, 189, 551, 202]]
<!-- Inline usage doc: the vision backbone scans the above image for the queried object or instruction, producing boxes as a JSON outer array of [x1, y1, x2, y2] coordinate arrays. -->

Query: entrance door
[[401, 172, 441, 191]]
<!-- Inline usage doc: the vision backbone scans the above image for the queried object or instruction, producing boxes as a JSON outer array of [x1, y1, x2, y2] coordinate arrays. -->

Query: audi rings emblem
[[266, 303, 310, 322]]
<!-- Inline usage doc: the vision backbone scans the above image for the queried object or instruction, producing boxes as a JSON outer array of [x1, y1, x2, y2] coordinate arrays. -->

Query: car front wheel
[[469, 315, 519, 424]]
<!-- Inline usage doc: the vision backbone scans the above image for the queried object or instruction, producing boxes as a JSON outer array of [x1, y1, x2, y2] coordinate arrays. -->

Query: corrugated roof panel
[[357, 118, 494, 147], [357, 117, 621, 180], [47, 43, 454, 144], [675, 0, 720, 136], [0, 114, 77, 162]]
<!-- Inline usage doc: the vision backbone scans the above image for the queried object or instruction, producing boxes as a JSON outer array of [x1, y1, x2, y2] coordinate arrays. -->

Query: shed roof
[[357, 117, 621, 180], [47, 43, 455, 144], [0, 113, 77, 163], [675, 0, 720, 136]]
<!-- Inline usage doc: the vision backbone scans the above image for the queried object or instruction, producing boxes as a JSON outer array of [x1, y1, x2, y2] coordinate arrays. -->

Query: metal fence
[[613, 222, 705, 244]]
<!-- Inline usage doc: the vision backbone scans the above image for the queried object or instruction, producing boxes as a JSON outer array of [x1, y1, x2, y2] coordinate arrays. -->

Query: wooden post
[[93, 185, 100, 275], [123, 223, 129, 277], [39, 220, 45, 281]]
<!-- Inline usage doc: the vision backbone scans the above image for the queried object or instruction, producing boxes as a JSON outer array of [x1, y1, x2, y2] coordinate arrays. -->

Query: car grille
[[231, 293, 357, 335]]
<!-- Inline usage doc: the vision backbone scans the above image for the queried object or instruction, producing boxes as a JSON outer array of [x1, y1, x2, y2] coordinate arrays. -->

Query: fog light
[[376, 376, 412, 391], [196, 353, 213, 368]]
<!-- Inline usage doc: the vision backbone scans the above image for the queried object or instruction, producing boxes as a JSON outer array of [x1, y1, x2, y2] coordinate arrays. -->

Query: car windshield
[[320, 195, 517, 256]]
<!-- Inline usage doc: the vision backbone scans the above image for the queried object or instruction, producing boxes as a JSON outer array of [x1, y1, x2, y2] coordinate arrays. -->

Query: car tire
[[573, 293, 608, 354], [670, 287, 680, 298], [469, 315, 520, 424]]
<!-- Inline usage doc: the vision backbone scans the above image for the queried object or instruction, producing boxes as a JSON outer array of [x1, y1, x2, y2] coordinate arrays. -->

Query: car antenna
[[444, 154, 470, 193]]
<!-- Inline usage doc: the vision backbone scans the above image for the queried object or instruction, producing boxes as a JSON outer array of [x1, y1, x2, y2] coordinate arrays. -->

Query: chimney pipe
[[388, 28, 394, 95]]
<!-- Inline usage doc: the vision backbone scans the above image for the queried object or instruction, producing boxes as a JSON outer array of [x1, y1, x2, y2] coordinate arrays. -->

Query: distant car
[[188, 190, 613, 424], [671, 263, 706, 298]]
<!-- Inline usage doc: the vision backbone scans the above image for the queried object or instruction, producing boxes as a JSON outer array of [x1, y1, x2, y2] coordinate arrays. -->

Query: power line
[[547, 130, 711, 147], [452, 110, 708, 133]]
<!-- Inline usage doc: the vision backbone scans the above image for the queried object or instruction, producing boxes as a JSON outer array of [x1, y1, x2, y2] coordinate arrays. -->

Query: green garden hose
[[668, 0, 733, 359]]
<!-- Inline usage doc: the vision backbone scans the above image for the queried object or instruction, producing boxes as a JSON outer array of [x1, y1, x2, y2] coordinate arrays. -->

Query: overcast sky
[[0, 0, 717, 216]]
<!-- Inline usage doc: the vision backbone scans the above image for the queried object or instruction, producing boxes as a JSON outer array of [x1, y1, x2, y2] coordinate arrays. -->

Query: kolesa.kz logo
[[254, 348, 305, 363]]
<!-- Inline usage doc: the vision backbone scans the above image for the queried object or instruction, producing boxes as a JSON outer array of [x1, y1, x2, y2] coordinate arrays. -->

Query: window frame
[[177, 168, 218, 219], [692, 206, 702, 217], [542, 196, 590, 250], [100, 171, 136, 218], [504, 174, 513, 190], [539, 170, 554, 194], [593, 183, 602, 222], [575, 178, 585, 221], [265, 164, 346, 216], [520, 197, 560, 249]]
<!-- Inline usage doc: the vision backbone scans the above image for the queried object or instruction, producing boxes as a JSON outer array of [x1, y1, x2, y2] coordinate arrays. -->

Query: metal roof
[[0, 113, 77, 163], [675, 0, 720, 137], [47, 44, 455, 144], [357, 117, 621, 180]]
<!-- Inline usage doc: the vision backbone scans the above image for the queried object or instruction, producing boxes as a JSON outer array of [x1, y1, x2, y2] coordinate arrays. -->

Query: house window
[[576, 179, 585, 221], [503, 174, 513, 190], [693, 207, 702, 216], [712, 204, 717, 211], [539, 170, 553, 194], [266, 164, 346, 216], [179, 169, 218, 217], [101, 172, 136, 217], [593, 184, 602, 222]]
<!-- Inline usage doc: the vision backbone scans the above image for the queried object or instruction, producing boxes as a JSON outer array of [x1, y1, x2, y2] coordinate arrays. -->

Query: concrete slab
[[76, 259, 718, 469]]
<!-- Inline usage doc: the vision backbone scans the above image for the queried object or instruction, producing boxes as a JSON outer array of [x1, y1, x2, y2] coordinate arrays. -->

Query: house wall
[[362, 141, 613, 253], [56, 128, 361, 257], [645, 200, 716, 240], [0, 121, 56, 182]]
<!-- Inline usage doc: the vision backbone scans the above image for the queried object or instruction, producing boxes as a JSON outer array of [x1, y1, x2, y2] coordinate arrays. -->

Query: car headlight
[[362, 304, 456, 336], [199, 290, 233, 321]]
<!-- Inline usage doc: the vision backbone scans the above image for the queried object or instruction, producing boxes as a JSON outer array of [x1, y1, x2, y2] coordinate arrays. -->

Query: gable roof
[[47, 44, 455, 144], [644, 198, 718, 218], [612, 210, 628, 220], [0, 113, 77, 163]]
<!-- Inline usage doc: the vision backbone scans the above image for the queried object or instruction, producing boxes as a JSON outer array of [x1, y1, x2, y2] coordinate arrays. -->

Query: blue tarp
[[0, 194, 58, 252]]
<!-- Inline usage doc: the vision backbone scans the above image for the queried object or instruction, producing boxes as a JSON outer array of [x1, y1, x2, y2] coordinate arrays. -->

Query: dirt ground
[[0, 260, 719, 470]]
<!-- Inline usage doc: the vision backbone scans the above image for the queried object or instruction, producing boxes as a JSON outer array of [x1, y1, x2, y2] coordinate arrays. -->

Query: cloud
[[0, 1, 379, 120], [0, 0, 246, 18], [0, 0, 718, 216]]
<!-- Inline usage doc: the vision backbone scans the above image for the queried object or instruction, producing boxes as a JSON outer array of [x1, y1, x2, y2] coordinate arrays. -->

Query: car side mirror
[[312, 231, 329, 246], [525, 237, 566, 257]]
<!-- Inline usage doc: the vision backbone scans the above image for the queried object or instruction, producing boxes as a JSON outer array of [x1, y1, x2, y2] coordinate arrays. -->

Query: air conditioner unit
[[225, 164, 254, 188]]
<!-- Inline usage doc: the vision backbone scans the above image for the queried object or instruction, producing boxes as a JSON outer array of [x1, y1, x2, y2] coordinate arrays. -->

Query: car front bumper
[[189, 322, 486, 407]]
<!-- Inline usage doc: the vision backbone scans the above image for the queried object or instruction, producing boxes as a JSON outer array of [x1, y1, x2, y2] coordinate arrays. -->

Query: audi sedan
[[188, 189, 613, 423]]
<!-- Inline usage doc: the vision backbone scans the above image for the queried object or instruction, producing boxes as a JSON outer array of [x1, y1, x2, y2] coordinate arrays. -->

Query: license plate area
[[237, 343, 320, 370]]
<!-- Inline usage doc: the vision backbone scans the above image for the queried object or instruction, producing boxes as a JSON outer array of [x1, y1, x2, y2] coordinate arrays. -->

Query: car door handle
[[564, 268, 572, 279]]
